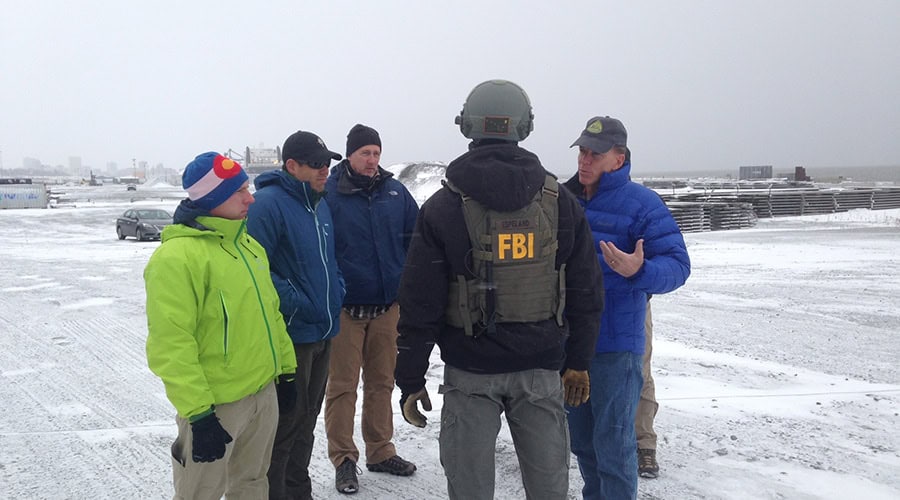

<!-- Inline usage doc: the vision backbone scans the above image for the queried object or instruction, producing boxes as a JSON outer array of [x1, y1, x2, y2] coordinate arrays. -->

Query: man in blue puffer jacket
[[246, 130, 346, 500], [562, 116, 690, 500]]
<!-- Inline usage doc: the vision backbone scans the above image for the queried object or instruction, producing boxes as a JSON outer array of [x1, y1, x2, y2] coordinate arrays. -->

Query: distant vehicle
[[116, 208, 172, 241], [126, 184, 137, 191]]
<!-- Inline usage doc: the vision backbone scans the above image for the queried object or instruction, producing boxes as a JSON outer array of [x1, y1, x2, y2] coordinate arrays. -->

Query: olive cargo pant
[[439, 365, 570, 500]]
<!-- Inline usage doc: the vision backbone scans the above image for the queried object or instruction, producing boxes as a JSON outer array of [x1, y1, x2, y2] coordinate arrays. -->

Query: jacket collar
[[564, 161, 632, 201], [331, 160, 392, 195]]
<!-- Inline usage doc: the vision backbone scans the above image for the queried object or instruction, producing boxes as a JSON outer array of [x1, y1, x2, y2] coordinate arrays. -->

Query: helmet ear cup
[[516, 112, 534, 139], [455, 110, 469, 136]]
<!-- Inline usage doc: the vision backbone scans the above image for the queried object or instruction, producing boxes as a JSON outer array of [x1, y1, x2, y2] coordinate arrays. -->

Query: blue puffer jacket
[[325, 162, 419, 305], [563, 161, 690, 354], [247, 170, 344, 344]]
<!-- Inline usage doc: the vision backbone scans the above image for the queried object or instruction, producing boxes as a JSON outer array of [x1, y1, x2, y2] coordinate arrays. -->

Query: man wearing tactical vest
[[395, 79, 604, 500]]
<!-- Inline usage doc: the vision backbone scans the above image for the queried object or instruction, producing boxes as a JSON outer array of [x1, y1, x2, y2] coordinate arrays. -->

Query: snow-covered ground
[[0, 183, 898, 499]]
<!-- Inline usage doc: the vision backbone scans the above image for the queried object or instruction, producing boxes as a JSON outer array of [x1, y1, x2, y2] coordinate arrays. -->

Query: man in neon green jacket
[[145, 152, 297, 499]]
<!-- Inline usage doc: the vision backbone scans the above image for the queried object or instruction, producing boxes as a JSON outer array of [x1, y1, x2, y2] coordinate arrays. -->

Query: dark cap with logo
[[282, 131, 342, 169], [570, 116, 627, 154]]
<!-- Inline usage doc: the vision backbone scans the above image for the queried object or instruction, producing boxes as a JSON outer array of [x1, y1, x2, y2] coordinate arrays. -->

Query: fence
[[658, 186, 900, 233]]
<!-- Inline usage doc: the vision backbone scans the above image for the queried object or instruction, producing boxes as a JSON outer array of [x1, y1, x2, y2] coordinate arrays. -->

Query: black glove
[[399, 388, 432, 428], [276, 374, 298, 415], [190, 412, 233, 463]]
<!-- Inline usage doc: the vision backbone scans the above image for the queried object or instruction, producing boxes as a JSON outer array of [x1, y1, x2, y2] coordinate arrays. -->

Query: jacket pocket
[[171, 439, 186, 468], [219, 290, 230, 364]]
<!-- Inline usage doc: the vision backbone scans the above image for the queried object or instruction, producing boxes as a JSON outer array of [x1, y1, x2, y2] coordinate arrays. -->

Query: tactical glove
[[276, 374, 298, 415], [190, 412, 233, 463], [400, 388, 432, 428], [561, 369, 591, 407]]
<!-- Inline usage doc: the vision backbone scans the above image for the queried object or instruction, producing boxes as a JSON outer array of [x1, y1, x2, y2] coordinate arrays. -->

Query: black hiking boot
[[638, 448, 659, 478], [366, 455, 417, 476], [335, 458, 359, 494]]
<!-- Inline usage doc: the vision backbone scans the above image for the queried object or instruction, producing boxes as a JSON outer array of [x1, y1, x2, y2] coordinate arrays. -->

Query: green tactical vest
[[444, 174, 566, 337]]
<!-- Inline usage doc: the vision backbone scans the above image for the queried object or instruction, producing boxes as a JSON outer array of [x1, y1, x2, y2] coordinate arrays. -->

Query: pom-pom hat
[[182, 152, 249, 211]]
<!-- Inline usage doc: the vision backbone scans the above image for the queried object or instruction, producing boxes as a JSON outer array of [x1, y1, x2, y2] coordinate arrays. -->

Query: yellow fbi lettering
[[497, 232, 535, 260]]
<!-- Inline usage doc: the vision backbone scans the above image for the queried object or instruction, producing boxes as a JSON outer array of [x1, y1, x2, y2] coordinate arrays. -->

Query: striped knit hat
[[182, 152, 249, 211]]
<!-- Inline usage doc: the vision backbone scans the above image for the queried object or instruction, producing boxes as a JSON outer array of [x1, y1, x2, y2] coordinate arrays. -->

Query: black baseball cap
[[282, 131, 342, 169], [570, 116, 627, 153]]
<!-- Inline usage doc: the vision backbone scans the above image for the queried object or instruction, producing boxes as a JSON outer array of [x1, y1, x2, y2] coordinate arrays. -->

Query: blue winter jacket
[[325, 162, 419, 305], [562, 161, 690, 354], [246, 170, 344, 344]]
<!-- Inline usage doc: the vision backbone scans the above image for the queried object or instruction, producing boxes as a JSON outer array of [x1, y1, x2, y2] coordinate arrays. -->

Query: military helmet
[[455, 79, 534, 141]]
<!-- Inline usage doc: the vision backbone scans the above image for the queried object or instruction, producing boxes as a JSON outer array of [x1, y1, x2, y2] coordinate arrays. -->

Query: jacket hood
[[445, 143, 548, 212], [172, 198, 210, 226], [254, 169, 294, 191], [162, 211, 246, 243], [255, 169, 323, 206]]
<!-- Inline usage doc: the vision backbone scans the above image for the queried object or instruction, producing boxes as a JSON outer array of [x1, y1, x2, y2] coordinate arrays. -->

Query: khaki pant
[[171, 381, 278, 500], [324, 304, 399, 467], [635, 302, 658, 450]]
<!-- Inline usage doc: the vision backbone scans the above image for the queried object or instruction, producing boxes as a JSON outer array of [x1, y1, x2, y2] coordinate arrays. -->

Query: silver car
[[116, 208, 172, 241]]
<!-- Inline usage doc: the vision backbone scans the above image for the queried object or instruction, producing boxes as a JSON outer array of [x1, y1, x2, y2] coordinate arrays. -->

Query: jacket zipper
[[304, 183, 334, 340]]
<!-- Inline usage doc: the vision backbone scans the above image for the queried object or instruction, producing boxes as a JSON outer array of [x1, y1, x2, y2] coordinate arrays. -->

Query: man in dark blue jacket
[[562, 116, 690, 500], [246, 130, 345, 500], [323, 124, 420, 495]]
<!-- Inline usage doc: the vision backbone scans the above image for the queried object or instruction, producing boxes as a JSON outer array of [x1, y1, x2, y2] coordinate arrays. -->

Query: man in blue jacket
[[246, 130, 345, 500], [562, 116, 690, 500], [324, 124, 420, 495]]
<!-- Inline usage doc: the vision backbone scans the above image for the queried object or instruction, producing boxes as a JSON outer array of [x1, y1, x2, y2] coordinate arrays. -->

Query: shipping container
[[0, 183, 49, 209]]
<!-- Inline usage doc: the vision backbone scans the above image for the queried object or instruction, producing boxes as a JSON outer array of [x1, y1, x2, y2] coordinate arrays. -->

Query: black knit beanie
[[346, 124, 381, 157]]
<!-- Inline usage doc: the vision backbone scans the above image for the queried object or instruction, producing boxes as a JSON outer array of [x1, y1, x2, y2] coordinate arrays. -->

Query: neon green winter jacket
[[144, 215, 296, 421]]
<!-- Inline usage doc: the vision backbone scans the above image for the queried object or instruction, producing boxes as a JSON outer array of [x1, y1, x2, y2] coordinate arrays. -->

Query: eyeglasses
[[293, 159, 329, 169]]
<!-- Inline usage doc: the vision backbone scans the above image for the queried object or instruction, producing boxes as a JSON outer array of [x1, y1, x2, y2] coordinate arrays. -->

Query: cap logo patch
[[587, 120, 604, 134], [214, 155, 242, 179]]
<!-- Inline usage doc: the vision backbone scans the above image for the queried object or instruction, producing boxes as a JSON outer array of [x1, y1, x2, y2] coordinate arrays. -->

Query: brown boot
[[638, 448, 659, 478]]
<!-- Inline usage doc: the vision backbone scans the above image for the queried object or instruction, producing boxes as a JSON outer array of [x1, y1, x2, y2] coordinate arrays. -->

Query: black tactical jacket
[[395, 142, 604, 393]]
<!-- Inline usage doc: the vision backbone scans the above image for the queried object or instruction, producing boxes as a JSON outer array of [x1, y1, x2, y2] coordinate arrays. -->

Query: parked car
[[116, 208, 172, 241]]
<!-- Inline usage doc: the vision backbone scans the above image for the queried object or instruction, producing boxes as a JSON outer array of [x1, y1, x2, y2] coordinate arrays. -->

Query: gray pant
[[268, 340, 331, 500], [439, 365, 569, 500], [171, 381, 278, 500]]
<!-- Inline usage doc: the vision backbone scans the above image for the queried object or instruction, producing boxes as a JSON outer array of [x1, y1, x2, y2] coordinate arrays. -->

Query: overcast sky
[[2, 0, 898, 177]]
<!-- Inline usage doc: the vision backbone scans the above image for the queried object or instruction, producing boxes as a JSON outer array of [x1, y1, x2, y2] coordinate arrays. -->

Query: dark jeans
[[567, 351, 643, 500], [268, 340, 331, 500]]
